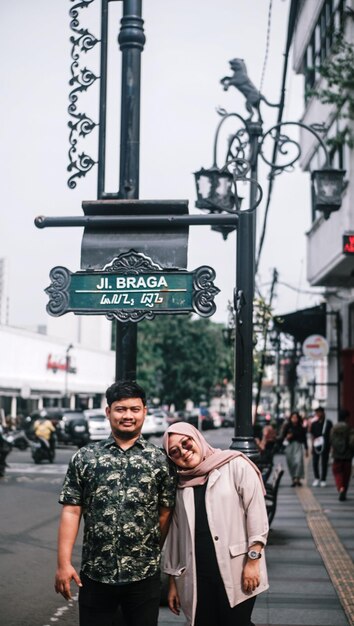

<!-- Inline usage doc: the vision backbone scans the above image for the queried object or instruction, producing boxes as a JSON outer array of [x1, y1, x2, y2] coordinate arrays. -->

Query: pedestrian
[[280, 411, 308, 487], [330, 410, 354, 501], [310, 407, 333, 487], [162, 422, 269, 626], [54, 380, 176, 626]]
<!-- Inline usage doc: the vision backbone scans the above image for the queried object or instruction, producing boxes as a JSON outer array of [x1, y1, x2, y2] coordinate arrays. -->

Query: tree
[[137, 316, 233, 409], [308, 33, 354, 150]]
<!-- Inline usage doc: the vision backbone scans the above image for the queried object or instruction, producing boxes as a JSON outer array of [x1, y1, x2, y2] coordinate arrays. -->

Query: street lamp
[[64, 343, 73, 405], [311, 169, 346, 219], [194, 60, 346, 459]]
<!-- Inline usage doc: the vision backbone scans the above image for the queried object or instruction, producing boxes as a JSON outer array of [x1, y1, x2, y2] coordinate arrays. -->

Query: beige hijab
[[163, 422, 265, 493]]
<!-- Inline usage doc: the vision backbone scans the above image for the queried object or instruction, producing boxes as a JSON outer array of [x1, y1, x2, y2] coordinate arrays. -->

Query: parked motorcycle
[[5, 429, 31, 451], [31, 435, 56, 464], [5, 428, 56, 464]]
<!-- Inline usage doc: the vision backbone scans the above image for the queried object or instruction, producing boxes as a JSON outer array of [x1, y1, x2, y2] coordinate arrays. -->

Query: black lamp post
[[194, 65, 346, 459]]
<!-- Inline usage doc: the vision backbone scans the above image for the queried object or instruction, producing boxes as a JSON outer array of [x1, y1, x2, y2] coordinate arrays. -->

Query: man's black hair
[[105, 380, 146, 407]]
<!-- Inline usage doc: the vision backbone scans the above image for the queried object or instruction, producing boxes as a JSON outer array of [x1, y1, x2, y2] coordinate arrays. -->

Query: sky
[[0, 0, 325, 331]]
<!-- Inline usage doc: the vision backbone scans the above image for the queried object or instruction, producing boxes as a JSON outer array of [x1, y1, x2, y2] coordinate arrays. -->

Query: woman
[[281, 412, 308, 487], [162, 422, 269, 626]]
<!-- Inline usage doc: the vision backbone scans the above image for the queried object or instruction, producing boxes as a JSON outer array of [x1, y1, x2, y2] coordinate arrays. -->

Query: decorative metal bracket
[[45, 250, 220, 322], [68, 0, 99, 189]]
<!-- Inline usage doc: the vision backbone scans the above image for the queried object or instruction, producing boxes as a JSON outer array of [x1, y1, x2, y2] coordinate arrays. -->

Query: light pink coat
[[163, 456, 269, 626]]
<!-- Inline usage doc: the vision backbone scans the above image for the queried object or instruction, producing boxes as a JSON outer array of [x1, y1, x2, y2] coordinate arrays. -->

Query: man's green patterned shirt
[[59, 435, 176, 585]]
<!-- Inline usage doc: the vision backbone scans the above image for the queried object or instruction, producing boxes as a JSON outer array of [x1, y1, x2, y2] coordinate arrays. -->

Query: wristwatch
[[247, 549, 262, 560]]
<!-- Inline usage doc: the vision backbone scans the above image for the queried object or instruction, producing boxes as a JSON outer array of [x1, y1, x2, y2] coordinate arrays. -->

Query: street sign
[[45, 250, 220, 322], [302, 334, 329, 360]]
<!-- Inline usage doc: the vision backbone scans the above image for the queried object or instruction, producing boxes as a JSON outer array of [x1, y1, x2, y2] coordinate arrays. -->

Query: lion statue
[[220, 58, 277, 120]]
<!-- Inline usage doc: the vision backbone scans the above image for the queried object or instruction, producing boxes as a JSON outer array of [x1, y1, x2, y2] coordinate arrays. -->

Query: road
[[0, 427, 235, 626]]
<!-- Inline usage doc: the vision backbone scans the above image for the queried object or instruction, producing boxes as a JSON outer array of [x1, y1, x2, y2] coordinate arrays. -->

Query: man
[[55, 381, 176, 626], [310, 407, 333, 487], [33, 414, 56, 452]]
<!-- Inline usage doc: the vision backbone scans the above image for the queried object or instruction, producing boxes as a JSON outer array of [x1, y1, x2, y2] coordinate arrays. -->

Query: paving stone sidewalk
[[158, 455, 354, 626]]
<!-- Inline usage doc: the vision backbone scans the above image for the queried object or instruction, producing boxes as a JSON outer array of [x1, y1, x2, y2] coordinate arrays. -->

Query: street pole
[[231, 120, 263, 458], [115, 0, 145, 381]]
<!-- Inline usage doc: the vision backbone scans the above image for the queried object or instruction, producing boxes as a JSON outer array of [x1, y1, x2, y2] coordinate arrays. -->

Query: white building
[[0, 258, 9, 325], [292, 0, 354, 425], [0, 323, 115, 418]]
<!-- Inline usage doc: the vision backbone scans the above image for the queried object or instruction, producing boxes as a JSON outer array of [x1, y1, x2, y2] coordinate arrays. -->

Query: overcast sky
[[1, 0, 323, 330]]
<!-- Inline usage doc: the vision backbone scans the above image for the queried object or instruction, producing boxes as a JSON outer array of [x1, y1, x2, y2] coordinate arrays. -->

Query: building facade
[[0, 324, 115, 419], [293, 0, 354, 425]]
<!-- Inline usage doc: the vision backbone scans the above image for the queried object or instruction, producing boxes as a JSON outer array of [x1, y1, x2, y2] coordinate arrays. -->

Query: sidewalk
[[158, 455, 354, 626]]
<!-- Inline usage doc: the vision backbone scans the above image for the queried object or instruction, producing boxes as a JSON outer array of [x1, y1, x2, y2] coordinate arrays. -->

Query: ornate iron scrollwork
[[106, 310, 156, 323], [259, 121, 330, 174], [192, 266, 220, 317], [45, 267, 71, 316], [103, 251, 164, 274], [68, 0, 99, 189]]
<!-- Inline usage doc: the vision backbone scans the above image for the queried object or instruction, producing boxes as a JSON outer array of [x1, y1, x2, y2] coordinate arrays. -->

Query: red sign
[[343, 234, 354, 255], [47, 354, 77, 374]]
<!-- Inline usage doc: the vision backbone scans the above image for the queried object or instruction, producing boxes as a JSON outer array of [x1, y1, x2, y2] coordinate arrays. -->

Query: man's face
[[106, 397, 147, 440]]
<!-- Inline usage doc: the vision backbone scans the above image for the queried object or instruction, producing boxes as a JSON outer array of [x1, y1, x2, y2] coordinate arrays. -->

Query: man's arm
[[159, 506, 173, 547], [55, 504, 83, 600]]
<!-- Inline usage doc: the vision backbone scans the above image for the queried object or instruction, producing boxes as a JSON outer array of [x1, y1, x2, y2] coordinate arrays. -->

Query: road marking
[[43, 594, 78, 626], [7, 463, 68, 474]]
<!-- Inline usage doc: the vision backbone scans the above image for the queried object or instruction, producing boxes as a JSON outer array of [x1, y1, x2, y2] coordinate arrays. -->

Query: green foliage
[[307, 34, 354, 149], [136, 316, 233, 409]]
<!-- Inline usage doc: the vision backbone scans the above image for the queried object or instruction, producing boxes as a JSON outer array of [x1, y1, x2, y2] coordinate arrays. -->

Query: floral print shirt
[[59, 435, 176, 584]]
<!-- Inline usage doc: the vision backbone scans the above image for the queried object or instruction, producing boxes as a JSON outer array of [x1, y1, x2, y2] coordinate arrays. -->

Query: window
[[304, 0, 345, 99]]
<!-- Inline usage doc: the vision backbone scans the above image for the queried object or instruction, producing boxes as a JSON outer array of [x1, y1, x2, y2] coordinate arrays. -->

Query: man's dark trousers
[[79, 571, 161, 626]]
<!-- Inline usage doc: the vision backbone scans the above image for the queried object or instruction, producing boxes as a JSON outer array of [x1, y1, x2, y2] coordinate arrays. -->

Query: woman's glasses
[[168, 436, 194, 459]]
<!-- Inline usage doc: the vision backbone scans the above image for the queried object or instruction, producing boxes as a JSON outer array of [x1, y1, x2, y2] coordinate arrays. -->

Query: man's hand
[[242, 560, 261, 593], [167, 576, 180, 615], [55, 564, 82, 600]]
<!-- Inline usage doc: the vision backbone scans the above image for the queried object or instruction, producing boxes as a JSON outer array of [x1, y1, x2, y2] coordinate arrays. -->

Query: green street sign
[[45, 251, 219, 322]]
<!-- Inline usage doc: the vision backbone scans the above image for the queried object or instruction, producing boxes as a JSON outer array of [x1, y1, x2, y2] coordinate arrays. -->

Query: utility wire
[[259, 0, 274, 92], [255, 0, 299, 275], [278, 280, 325, 296]]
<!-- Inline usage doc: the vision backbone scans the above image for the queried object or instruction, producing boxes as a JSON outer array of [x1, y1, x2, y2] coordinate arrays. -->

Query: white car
[[142, 412, 168, 439], [84, 409, 111, 441]]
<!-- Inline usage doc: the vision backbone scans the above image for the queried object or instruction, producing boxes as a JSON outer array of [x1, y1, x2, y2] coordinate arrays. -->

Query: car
[[141, 412, 168, 439], [150, 407, 180, 427], [84, 409, 112, 441], [185, 409, 214, 431], [221, 410, 235, 427], [30, 408, 90, 448]]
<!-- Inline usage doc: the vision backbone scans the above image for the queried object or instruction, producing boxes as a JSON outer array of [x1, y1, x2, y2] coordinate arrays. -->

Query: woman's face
[[168, 433, 203, 469]]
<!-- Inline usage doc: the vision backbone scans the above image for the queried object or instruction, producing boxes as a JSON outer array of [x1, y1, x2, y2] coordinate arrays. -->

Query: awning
[[273, 303, 326, 344]]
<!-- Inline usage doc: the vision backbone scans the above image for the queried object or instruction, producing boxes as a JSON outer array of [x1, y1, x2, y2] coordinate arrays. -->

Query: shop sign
[[47, 354, 77, 374], [302, 334, 329, 360]]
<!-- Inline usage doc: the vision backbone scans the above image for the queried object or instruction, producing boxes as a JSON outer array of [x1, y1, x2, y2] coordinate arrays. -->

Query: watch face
[[248, 550, 261, 559]]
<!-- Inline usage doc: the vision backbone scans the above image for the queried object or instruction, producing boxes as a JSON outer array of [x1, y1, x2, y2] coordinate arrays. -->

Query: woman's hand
[[242, 560, 261, 593], [167, 576, 181, 615]]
